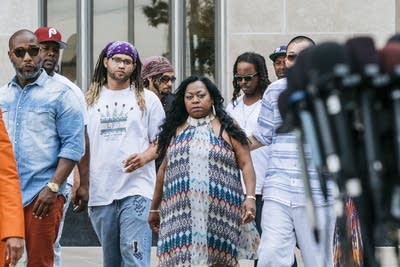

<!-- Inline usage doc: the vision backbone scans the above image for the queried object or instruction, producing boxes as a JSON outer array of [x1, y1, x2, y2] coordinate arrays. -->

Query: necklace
[[187, 113, 215, 127]]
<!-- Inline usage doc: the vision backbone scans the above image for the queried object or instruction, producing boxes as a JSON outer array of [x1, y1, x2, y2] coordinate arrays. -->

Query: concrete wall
[[226, 0, 397, 85], [0, 1, 38, 85], [1, 0, 398, 88]]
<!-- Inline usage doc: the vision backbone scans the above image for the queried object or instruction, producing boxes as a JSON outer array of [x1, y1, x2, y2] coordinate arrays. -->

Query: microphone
[[277, 49, 322, 243], [345, 36, 385, 267], [379, 43, 400, 221], [308, 42, 362, 199]]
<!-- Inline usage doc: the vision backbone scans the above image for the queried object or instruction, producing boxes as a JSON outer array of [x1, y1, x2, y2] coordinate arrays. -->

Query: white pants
[[257, 200, 335, 267]]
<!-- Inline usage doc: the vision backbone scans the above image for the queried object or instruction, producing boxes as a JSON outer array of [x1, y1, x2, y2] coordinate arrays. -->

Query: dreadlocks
[[86, 41, 146, 113]]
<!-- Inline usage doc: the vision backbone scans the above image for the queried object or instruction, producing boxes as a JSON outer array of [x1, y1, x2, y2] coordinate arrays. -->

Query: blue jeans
[[54, 183, 72, 267], [88, 195, 152, 267]]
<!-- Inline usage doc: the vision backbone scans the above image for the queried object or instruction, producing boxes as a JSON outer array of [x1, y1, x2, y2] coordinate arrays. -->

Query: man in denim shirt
[[0, 29, 84, 267]]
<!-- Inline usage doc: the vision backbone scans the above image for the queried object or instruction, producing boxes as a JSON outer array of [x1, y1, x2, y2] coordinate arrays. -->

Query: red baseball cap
[[34, 27, 67, 49]]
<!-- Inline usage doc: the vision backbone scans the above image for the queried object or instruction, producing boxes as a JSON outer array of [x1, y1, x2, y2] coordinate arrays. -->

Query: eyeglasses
[[110, 57, 133, 66], [159, 75, 176, 83], [13, 47, 40, 58], [234, 73, 258, 82], [286, 53, 298, 61]]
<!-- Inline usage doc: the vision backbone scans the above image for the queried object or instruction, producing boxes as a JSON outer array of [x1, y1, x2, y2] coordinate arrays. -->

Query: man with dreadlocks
[[85, 41, 165, 266], [226, 52, 271, 267], [141, 55, 176, 112]]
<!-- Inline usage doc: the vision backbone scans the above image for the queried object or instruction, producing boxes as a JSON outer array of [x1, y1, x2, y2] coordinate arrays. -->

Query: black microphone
[[308, 42, 362, 199], [278, 49, 322, 243], [379, 43, 400, 222], [345, 36, 384, 267]]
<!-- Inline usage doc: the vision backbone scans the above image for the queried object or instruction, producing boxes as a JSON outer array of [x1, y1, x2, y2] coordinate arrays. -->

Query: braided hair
[[231, 52, 271, 106]]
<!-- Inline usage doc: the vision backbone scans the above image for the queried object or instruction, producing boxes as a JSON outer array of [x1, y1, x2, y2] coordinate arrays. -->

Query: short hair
[[9, 29, 36, 50], [286, 35, 315, 49]]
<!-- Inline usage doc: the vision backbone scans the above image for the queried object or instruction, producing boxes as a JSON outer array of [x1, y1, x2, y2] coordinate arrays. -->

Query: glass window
[[93, 0, 170, 63], [134, 0, 171, 60], [93, 0, 128, 61], [47, 0, 77, 82], [185, 0, 215, 79]]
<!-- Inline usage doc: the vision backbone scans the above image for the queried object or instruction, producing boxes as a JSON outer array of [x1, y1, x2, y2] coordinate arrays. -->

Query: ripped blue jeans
[[89, 195, 152, 267]]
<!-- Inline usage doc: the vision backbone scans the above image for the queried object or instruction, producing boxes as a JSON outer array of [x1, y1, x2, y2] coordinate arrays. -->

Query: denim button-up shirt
[[0, 71, 84, 206]]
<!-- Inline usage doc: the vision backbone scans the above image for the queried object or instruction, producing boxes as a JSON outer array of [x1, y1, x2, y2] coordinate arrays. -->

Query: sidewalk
[[16, 246, 400, 267]]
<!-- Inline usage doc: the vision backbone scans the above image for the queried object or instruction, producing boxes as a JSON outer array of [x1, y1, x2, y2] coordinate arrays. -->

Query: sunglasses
[[159, 75, 176, 83], [13, 46, 40, 58], [234, 72, 258, 82], [286, 53, 298, 61]]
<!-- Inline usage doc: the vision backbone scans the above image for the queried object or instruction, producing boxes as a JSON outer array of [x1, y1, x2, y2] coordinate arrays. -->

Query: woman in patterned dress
[[149, 76, 260, 267]]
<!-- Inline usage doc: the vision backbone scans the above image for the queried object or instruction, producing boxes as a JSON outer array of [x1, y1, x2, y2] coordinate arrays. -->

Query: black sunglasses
[[234, 72, 258, 82], [286, 53, 298, 61], [159, 75, 176, 83], [13, 47, 40, 58]]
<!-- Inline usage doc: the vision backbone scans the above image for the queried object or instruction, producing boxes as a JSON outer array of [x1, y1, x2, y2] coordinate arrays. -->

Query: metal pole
[[170, 0, 185, 87], [38, 0, 47, 27], [215, 0, 227, 101], [77, 0, 93, 92]]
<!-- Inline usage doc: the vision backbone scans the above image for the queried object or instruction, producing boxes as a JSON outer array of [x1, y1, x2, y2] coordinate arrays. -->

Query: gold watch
[[46, 182, 60, 193]]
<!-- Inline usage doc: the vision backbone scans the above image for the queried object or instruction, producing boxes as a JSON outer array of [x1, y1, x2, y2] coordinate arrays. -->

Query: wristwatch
[[46, 182, 60, 193]]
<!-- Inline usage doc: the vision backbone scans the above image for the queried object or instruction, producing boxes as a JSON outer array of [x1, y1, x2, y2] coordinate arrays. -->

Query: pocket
[[26, 107, 52, 132]]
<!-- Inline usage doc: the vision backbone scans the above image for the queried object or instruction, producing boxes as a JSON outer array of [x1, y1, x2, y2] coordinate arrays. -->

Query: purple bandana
[[106, 41, 138, 62]]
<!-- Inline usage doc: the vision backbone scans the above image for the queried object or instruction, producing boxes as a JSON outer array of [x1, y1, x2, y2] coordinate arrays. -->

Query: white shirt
[[87, 86, 165, 206], [226, 94, 268, 195]]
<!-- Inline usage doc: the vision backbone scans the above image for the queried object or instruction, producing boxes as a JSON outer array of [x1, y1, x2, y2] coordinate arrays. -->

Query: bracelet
[[149, 209, 160, 213], [246, 195, 256, 200]]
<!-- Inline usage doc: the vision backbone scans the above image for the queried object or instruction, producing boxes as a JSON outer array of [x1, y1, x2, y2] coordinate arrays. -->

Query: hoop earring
[[212, 105, 216, 116]]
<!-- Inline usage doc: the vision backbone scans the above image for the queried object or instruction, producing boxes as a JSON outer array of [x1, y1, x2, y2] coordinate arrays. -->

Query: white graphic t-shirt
[[87, 86, 165, 206]]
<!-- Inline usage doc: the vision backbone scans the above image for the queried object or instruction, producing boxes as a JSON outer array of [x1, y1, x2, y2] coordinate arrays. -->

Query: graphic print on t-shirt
[[98, 102, 134, 141]]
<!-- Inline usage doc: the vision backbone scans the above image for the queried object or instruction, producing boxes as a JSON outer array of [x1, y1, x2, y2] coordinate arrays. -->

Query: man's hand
[[123, 153, 148, 172], [73, 185, 89, 212], [5, 237, 24, 266], [32, 187, 58, 219]]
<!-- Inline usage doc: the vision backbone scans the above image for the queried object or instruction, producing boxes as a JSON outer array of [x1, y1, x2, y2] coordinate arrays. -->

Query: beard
[[109, 70, 130, 83], [13, 61, 42, 81]]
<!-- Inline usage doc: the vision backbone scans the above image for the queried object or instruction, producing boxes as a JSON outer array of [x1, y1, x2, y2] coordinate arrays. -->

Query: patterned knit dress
[[157, 114, 259, 267]]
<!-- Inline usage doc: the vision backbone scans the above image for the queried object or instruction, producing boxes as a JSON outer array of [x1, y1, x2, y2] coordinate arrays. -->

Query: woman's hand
[[242, 198, 256, 224], [148, 211, 161, 233]]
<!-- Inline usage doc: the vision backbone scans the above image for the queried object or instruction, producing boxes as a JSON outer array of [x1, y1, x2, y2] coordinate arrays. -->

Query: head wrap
[[141, 56, 174, 79], [105, 41, 138, 62]]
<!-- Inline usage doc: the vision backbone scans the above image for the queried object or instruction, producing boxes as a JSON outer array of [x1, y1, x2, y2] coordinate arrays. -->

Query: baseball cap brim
[[40, 39, 67, 49], [269, 52, 286, 61]]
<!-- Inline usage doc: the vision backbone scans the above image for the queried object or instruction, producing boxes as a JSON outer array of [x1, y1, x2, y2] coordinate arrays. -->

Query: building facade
[[0, 0, 399, 102]]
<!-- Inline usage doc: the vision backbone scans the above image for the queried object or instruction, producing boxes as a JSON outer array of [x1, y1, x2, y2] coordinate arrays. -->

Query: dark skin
[[8, 31, 78, 218], [38, 40, 90, 212], [32, 158, 76, 218]]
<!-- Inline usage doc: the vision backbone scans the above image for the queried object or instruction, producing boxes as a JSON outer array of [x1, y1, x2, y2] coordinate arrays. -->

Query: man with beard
[[0, 29, 84, 267], [34, 26, 89, 267], [249, 36, 336, 267], [226, 52, 271, 267], [84, 41, 165, 266], [141, 56, 175, 112]]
